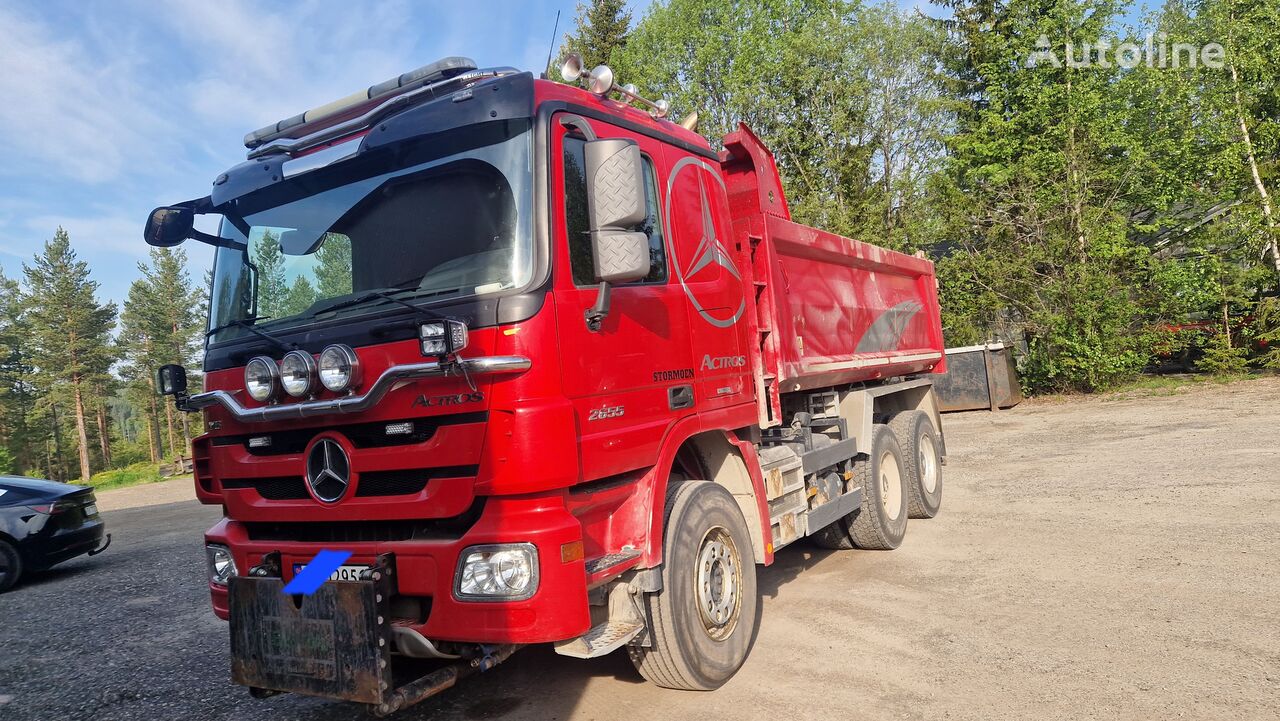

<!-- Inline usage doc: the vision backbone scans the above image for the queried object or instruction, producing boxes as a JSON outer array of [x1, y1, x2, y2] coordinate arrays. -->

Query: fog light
[[318, 344, 359, 392], [206, 544, 237, 586], [280, 351, 316, 397], [454, 543, 538, 601], [244, 357, 279, 402]]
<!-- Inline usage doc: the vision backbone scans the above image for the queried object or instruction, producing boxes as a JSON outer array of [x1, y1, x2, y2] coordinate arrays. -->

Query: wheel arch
[[642, 418, 773, 568]]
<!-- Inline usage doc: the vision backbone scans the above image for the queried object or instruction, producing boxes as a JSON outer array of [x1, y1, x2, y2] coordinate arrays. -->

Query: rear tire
[[889, 410, 943, 519], [0, 540, 23, 593], [629, 481, 758, 690], [811, 424, 908, 550]]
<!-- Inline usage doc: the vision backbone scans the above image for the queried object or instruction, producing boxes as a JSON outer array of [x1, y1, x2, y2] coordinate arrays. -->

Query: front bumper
[[206, 492, 590, 644]]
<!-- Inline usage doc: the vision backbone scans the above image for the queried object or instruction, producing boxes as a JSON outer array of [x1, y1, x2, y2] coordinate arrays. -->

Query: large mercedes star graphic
[[685, 175, 741, 280], [306, 438, 351, 503]]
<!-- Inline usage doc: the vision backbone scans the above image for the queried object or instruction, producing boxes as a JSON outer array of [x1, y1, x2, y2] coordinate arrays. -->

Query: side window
[[563, 136, 667, 286]]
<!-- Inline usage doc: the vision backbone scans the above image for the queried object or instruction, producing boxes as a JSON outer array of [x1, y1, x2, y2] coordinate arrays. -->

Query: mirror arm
[[584, 281, 612, 333], [188, 228, 245, 250]]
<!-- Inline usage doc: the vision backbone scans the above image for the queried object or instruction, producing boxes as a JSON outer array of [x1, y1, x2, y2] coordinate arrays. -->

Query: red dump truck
[[145, 55, 947, 715]]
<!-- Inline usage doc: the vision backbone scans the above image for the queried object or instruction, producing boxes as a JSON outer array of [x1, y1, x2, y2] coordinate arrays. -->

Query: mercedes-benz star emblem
[[306, 439, 350, 503]]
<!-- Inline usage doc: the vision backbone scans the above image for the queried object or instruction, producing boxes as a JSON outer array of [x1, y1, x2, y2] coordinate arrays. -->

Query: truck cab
[[147, 56, 946, 715]]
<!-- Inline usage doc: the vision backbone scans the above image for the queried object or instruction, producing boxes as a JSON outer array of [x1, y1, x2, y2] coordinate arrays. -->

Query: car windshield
[[207, 121, 533, 344]]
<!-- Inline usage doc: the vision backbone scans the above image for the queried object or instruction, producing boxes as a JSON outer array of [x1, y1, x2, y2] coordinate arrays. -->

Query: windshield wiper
[[205, 317, 295, 351], [310, 288, 447, 321]]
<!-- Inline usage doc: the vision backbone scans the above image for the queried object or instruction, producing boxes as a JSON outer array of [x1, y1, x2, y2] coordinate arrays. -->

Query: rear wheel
[[812, 424, 909, 550], [629, 481, 758, 690], [889, 410, 943, 519], [0, 540, 23, 593]]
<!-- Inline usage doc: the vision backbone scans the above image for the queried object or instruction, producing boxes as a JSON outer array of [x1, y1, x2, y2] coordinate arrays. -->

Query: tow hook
[[88, 533, 112, 556]]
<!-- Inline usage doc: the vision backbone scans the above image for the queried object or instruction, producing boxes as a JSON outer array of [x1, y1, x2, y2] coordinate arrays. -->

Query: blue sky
[[0, 0, 938, 310], [0, 0, 610, 307]]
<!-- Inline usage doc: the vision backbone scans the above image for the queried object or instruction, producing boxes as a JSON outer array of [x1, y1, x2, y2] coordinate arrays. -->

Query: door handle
[[668, 385, 694, 410]]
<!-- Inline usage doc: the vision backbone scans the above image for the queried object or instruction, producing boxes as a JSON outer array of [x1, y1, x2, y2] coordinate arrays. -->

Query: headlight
[[206, 544, 237, 586], [454, 543, 538, 601], [318, 345, 360, 392], [280, 351, 316, 398], [419, 319, 469, 358], [244, 356, 279, 402]]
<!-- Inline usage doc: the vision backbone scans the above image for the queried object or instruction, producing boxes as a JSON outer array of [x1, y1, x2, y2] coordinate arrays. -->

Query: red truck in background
[[144, 55, 947, 715]]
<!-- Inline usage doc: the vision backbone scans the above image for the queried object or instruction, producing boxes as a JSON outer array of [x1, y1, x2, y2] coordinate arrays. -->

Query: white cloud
[[0, 3, 170, 184], [160, 0, 421, 134]]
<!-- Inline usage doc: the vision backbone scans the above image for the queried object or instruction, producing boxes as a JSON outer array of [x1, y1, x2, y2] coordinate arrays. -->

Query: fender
[[637, 401, 773, 568]]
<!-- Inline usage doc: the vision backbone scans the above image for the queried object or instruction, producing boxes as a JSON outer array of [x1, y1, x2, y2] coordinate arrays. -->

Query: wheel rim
[[695, 526, 742, 640], [879, 449, 903, 520], [918, 433, 939, 494]]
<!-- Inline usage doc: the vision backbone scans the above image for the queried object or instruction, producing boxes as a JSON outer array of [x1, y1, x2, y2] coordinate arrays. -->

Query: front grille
[[244, 500, 483, 543], [222, 477, 309, 500], [221, 465, 479, 500], [211, 413, 487, 456], [355, 466, 479, 497]]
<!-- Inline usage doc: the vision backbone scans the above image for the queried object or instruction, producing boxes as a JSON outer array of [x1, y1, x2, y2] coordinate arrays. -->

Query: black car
[[0, 476, 110, 591]]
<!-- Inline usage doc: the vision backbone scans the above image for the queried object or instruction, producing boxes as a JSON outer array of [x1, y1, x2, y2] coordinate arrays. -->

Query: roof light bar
[[244, 56, 479, 150]]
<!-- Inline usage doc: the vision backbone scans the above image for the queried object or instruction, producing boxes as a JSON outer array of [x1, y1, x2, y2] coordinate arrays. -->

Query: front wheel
[[629, 481, 759, 690]]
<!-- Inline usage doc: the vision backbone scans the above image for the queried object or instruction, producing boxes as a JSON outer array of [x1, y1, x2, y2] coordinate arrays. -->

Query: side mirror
[[584, 138, 649, 284], [144, 207, 195, 247], [156, 364, 189, 397]]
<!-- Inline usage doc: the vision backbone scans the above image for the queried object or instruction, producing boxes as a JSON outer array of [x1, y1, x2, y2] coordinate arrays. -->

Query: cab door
[[552, 114, 694, 482], [659, 145, 753, 412]]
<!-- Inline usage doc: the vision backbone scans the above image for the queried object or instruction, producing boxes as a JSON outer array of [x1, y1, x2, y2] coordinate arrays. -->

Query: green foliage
[[1196, 336, 1250, 375], [558, 0, 634, 72], [87, 462, 165, 491], [0, 446, 14, 475], [1251, 297, 1280, 369]]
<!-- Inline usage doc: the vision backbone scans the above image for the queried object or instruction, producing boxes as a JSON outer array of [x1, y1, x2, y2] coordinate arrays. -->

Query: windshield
[[208, 121, 533, 344]]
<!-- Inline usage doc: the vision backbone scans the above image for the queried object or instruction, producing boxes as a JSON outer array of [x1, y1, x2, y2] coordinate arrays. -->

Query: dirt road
[[1, 377, 1277, 720]]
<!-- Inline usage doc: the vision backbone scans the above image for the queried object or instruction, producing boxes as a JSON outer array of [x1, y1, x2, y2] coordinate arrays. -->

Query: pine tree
[[314, 234, 353, 298], [0, 265, 38, 473], [254, 231, 288, 319], [119, 248, 203, 464], [558, 0, 633, 73], [281, 276, 319, 317], [22, 228, 117, 481]]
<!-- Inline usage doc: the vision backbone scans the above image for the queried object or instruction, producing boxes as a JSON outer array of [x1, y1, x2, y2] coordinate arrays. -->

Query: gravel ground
[[1, 377, 1277, 720]]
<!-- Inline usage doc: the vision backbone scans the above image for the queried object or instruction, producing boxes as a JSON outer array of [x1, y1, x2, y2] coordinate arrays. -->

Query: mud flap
[[228, 574, 392, 705]]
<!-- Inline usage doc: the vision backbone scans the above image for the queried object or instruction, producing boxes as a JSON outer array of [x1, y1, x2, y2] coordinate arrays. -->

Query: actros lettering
[[700, 354, 747, 371]]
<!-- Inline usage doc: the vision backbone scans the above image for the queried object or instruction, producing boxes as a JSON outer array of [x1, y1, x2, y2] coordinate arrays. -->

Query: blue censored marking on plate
[[283, 550, 353, 595]]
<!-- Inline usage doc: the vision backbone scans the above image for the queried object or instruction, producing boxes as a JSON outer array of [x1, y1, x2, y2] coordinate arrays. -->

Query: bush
[[87, 462, 165, 491], [1196, 337, 1249, 376], [0, 447, 14, 475]]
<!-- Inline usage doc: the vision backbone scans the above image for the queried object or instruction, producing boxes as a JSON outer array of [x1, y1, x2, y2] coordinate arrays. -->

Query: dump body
[[719, 126, 945, 424]]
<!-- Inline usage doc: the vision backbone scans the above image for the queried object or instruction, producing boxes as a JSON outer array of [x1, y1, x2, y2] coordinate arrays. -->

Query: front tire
[[0, 540, 23, 592], [889, 410, 943, 519], [812, 423, 909, 550], [629, 481, 758, 690]]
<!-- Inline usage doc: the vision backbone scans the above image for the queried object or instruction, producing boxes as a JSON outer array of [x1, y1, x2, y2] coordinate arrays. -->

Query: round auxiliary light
[[244, 356, 279, 403], [318, 344, 360, 393], [280, 351, 316, 398]]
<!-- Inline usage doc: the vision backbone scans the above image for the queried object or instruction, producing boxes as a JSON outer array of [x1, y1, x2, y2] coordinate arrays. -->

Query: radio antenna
[[542, 10, 562, 79]]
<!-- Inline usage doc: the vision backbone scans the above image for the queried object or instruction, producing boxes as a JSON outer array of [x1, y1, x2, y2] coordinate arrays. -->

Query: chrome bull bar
[[184, 355, 530, 423]]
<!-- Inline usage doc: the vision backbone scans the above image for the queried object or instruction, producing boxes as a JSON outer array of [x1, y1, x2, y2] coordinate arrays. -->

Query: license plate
[[291, 563, 370, 583], [82, 503, 97, 516]]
